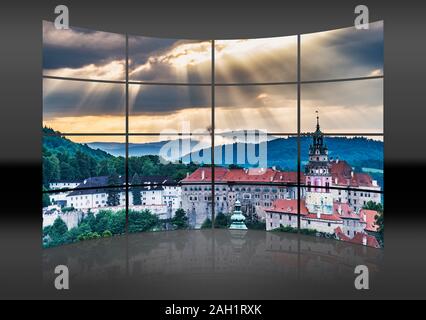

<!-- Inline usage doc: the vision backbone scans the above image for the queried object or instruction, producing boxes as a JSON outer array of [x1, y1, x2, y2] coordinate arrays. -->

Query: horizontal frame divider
[[43, 132, 383, 137], [43, 180, 382, 195], [43, 75, 383, 87]]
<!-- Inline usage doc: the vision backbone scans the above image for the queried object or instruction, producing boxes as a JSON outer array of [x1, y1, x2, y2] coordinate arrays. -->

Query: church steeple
[[316, 110, 320, 131], [309, 110, 328, 160], [304, 111, 333, 215]]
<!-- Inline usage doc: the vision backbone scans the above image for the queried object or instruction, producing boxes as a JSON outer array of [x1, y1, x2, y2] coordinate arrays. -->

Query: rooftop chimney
[[335, 177, 338, 184], [186, 172, 190, 178], [272, 166, 276, 171], [201, 170, 205, 180], [351, 171, 354, 178], [336, 157, 339, 164], [338, 204, 342, 215], [362, 235, 367, 246], [317, 210, 321, 219]]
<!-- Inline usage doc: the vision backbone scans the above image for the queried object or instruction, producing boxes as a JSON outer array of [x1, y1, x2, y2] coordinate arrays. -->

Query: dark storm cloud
[[130, 85, 210, 114], [129, 36, 212, 83], [128, 36, 179, 66], [43, 79, 125, 118], [43, 21, 125, 74], [301, 21, 384, 80]]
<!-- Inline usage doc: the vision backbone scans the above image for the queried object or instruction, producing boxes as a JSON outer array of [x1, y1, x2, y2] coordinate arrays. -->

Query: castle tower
[[305, 111, 333, 216]]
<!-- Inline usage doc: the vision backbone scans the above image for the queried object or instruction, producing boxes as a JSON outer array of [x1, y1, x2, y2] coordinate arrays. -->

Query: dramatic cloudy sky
[[43, 20, 383, 141]]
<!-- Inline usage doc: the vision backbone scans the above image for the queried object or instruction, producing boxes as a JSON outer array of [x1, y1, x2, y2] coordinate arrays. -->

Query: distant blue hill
[[85, 135, 383, 173], [87, 139, 201, 158], [182, 136, 383, 169]]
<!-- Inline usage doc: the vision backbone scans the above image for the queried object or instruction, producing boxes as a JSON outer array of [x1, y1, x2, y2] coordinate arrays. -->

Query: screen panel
[[129, 84, 211, 134], [42, 134, 125, 190], [127, 134, 212, 231], [43, 187, 126, 248], [43, 21, 126, 81], [215, 36, 297, 84], [301, 78, 383, 134], [301, 21, 384, 81], [42, 20, 384, 249], [43, 78, 126, 134], [129, 35, 212, 83], [215, 84, 297, 133]]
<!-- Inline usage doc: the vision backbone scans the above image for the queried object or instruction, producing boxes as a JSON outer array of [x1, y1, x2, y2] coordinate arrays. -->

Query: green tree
[[77, 232, 101, 241], [363, 200, 384, 244], [74, 150, 91, 179], [43, 225, 52, 238], [102, 230, 112, 238], [98, 159, 113, 176], [108, 210, 126, 235], [83, 211, 96, 231], [128, 209, 160, 233], [50, 217, 68, 241], [363, 200, 383, 212], [201, 213, 230, 229], [43, 154, 60, 186], [93, 210, 111, 234], [375, 211, 384, 241], [171, 208, 189, 230]]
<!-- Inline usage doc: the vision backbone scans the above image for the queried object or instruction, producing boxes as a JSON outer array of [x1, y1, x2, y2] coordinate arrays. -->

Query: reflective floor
[[42, 229, 384, 299]]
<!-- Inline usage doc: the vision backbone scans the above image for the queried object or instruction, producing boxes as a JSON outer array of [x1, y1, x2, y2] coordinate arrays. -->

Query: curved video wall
[[42, 21, 384, 248]]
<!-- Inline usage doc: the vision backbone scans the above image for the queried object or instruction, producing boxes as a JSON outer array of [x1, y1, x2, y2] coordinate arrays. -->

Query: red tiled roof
[[223, 168, 277, 183], [333, 202, 360, 219], [265, 199, 308, 215], [330, 160, 352, 177], [330, 160, 377, 188], [360, 209, 380, 232], [273, 171, 304, 183], [334, 227, 380, 248], [304, 212, 343, 221], [181, 167, 302, 184], [180, 167, 228, 183]]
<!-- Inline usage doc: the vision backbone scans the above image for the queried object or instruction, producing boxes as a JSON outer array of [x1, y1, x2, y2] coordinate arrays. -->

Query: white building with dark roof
[[63, 175, 181, 218]]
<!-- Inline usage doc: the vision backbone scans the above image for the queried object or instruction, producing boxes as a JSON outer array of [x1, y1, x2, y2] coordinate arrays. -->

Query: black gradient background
[[0, 0, 425, 299]]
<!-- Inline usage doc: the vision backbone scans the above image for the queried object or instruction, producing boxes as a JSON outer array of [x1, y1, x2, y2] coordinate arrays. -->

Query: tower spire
[[316, 110, 320, 130]]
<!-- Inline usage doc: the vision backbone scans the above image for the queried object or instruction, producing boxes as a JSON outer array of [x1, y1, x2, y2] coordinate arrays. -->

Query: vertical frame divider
[[125, 33, 129, 234], [297, 34, 301, 232], [211, 40, 216, 229]]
